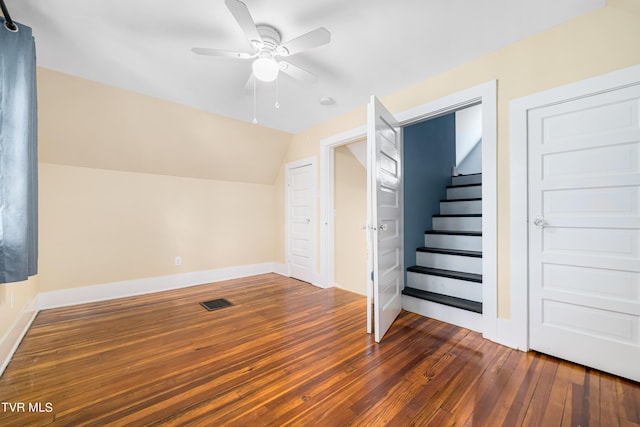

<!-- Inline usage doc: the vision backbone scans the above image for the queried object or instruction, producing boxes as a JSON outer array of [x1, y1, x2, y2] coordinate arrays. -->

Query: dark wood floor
[[0, 273, 638, 426]]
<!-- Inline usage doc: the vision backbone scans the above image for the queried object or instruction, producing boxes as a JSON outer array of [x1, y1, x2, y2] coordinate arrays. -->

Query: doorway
[[333, 143, 368, 295], [320, 80, 498, 341]]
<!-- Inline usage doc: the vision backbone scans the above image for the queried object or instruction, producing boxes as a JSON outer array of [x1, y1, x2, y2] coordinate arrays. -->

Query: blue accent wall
[[403, 113, 456, 282]]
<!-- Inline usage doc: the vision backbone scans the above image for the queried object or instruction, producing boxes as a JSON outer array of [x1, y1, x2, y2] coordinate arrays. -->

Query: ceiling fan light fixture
[[252, 57, 279, 82]]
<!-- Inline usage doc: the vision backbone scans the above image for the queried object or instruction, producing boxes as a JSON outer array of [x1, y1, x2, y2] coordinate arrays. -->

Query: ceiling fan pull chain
[[252, 77, 258, 125], [275, 77, 280, 109]]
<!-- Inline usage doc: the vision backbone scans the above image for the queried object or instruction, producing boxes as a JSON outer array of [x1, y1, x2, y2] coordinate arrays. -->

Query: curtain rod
[[0, 0, 18, 32]]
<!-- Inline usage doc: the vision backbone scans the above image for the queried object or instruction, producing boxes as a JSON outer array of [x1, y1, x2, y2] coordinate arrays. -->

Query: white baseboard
[[276, 263, 326, 289], [402, 295, 484, 333], [402, 295, 526, 351], [39, 262, 278, 310], [271, 263, 288, 277], [0, 298, 39, 378], [332, 281, 367, 297], [495, 317, 528, 351]]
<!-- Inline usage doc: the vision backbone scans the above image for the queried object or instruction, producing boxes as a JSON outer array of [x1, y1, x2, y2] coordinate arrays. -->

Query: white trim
[[333, 281, 367, 297], [38, 263, 278, 310], [319, 80, 499, 342], [509, 64, 640, 351], [284, 157, 319, 286], [0, 297, 39, 378], [271, 262, 288, 276]]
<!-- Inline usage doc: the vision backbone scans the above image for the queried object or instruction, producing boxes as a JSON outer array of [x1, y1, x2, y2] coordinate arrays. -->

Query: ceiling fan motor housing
[[253, 25, 285, 56]]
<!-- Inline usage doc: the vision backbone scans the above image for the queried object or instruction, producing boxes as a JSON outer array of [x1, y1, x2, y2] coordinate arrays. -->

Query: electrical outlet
[[175, 256, 182, 266]]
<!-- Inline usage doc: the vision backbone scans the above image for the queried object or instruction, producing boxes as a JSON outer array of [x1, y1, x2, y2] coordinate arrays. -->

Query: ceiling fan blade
[[279, 61, 318, 85], [225, 0, 262, 45], [191, 47, 254, 59], [277, 27, 331, 56]]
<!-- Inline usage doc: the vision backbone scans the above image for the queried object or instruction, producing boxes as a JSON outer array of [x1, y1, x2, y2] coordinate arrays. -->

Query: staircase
[[402, 173, 483, 331]]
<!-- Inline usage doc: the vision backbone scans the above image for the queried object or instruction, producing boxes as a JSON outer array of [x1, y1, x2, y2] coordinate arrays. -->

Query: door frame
[[285, 156, 319, 286], [509, 64, 640, 351], [320, 128, 367, 291], [320, 79, 498, 340]]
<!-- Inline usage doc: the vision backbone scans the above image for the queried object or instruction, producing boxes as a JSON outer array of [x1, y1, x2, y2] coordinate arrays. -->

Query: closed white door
[[368, 96, 403, 342], [287, 161, 316, 284], [528, 83, 640, 382]]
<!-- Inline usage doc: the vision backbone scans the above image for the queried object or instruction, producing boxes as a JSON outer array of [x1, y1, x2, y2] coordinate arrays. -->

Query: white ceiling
[[7, 0, 604, 134]]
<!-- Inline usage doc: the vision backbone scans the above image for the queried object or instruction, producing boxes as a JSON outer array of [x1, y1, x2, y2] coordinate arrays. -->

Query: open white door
[[368, 96, 403, 342]]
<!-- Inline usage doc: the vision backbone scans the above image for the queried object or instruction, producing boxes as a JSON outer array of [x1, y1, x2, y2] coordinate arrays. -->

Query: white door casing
[[285, 158, 317, 285], [369, 96, 404, 342]]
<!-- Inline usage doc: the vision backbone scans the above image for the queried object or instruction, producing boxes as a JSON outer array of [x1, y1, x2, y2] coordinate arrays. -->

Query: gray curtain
[[0, 19, 38, 284]]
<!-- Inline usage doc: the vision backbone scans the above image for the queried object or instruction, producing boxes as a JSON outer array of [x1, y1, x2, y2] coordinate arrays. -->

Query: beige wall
[[33, 68, 292, 293], [334, 146, 368, 295], [37, 68, 292, 185], [0, 278, 38, 341], [278, 4, 640, 318], [38, 163, 277, 291]]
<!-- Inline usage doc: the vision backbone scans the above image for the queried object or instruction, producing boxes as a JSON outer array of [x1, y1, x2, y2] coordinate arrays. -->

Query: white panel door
[[368, 96, 403, 342], [287, 162, 316, 284], [528, 84, 640, 382]]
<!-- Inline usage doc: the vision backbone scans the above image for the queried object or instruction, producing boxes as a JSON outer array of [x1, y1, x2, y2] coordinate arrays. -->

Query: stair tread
[[440, 198, 482, 202], [425, 230, 482, 236], [446, 183, 482, 189], [407, 265, 482, 283], [402, 287, 483, 313], [433, 214, 481, 218], [417, 247, 482, 257], [454, 173, 482, 176]]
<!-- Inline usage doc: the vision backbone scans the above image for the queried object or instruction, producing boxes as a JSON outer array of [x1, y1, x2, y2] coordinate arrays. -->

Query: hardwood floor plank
[[288, 316, 450, 426], [587, 369, 602, 426], [0, 273, 638, 426], [396, 332, 499, 425], [476, 351, 535, 427], [521, 354, 559, 426], [540, 359, 573, 426], [447, 347, 521, 426], [620, 375, 640, 425]]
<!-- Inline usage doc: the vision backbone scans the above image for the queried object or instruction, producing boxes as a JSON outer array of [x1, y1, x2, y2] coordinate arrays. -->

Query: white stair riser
[[451, 174, 482, 186], [424, 234, 482, 251], [433, 216, 481, 232], [447, 185, 481, 200], [440, 200, 482, 215], [402, 295, 483, 333], [416, 252, 482, 274], [407, 272, 482, 302]]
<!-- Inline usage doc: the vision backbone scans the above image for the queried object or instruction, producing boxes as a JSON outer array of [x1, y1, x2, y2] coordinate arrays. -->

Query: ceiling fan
[[192, 0, 331, 85]]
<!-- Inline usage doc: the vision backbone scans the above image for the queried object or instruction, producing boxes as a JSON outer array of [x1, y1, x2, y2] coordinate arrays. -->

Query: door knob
[[533, 217, 545, 228]]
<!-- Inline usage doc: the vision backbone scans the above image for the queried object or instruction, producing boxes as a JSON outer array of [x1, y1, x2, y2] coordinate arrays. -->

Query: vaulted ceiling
[[8, 0, 605, 133]]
